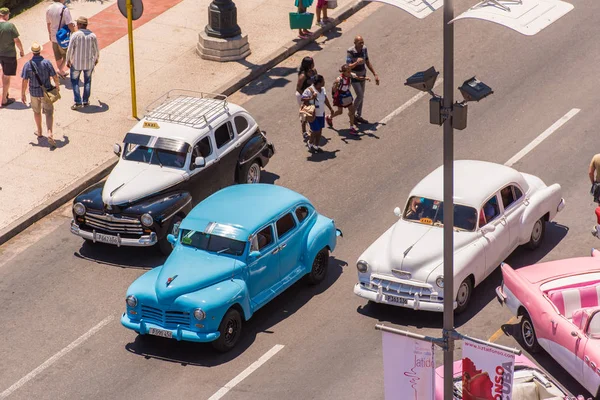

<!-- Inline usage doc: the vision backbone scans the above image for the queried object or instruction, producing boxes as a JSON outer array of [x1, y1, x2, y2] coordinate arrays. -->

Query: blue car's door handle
[[280, 243, 287, 249], [272, 247, 280, 254]]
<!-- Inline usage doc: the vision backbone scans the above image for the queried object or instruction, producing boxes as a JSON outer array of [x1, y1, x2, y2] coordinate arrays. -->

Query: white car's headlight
[[126, 295, 138, 307], [435, 276, 444, 289], [193, 308, 206, 321], [140, 213, 153, 227], [73, 202, 86, 216], [357, 260, 369, 273]]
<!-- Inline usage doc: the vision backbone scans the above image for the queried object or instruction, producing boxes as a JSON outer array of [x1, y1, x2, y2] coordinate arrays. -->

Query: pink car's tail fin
[[592, 248, 600, 258]]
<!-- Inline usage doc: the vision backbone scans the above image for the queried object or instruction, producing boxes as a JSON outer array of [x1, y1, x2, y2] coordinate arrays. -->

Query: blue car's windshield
[[180, 229, 246, 256], [123, 144, 187, 169]]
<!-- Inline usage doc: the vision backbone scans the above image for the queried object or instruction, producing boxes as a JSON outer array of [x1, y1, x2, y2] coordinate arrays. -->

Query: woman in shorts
[[302, 74, 333, 153], [296, 56, 317, 141]]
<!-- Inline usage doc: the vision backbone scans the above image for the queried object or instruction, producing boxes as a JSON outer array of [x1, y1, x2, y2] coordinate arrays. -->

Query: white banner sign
[[462, 339, 515, 400], [382, 331, 435, 400]]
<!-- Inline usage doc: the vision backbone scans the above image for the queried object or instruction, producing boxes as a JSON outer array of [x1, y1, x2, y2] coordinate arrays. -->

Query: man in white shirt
[[46, 0, 76, 78], [66, 16, 99, 109]]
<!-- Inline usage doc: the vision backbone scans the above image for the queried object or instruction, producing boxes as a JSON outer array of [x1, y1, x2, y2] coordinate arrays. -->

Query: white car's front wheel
[[528, 217, 546, 250], [455, 277, 473, 314]]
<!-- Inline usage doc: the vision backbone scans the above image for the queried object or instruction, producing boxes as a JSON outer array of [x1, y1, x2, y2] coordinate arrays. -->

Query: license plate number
[[95, 233, 120, 245], [149, 328, 172, 338], [386, 295, 407, 305]]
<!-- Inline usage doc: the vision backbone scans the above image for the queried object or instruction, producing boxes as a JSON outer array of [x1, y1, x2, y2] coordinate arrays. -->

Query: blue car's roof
[[179, 184, 311, 241]]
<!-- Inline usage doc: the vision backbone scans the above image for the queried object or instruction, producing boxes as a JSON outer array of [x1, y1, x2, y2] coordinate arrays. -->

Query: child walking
[[302, 74, 333, 153], [326, 64, 370, 135]]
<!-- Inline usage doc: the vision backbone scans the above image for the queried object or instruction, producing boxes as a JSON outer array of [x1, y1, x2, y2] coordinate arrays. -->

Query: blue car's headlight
[[126, 295, 137, 307], [193, 308, 206, 321]]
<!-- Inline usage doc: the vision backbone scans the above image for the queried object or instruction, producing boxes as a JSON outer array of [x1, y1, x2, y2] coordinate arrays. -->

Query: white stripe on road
[[504, 108, 581, 167], [378, 78, 444, 125], [208, 344, 285, 400], [0, 316, 113, 399]]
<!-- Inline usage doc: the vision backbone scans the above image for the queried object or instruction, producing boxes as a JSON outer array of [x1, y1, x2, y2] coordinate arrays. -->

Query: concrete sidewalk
[[0, 0, 368, 244]]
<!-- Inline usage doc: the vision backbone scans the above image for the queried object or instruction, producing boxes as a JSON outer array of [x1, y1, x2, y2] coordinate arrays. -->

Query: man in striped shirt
[[66, 16, 99, 109]]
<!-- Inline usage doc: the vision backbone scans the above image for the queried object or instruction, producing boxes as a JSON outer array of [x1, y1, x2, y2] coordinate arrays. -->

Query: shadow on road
[[75, 241, 164, 269], [260, 171, 280, 184], [239, 66, 296, 97], [124, 256, 348, 366], [504, 222, 569, 269]]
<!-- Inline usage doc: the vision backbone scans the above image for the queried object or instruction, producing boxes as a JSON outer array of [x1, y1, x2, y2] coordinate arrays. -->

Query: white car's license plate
[[149, 328, 173, 338], [386, 295, 408, 305], [95, 233, 120, 246]]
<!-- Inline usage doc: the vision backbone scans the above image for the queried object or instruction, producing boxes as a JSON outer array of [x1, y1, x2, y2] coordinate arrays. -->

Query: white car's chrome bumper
[[353, 283, 456, 312], [70, 220, 157, 247]]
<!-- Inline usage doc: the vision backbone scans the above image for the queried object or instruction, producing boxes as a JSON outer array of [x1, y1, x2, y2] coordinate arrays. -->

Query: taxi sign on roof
[[143, 121, 160, 129], [365, 0, 443, 19], [450, 0, 574, 36]]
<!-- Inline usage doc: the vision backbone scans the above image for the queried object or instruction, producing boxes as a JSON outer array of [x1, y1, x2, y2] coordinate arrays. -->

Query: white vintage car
[[354, 160, 565, 313]]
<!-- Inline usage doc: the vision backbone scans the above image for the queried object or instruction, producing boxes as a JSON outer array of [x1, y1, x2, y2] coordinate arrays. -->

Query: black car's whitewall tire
[[239, 160, 261, 184], [158, 216, 182, 256]]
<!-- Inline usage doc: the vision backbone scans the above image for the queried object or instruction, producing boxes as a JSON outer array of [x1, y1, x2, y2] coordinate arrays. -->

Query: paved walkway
[[0, 0, 359, 234]]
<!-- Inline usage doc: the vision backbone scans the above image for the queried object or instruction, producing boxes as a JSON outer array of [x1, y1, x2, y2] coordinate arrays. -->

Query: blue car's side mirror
[[249, 250, 261, 259], [167, 234, 177, 245]]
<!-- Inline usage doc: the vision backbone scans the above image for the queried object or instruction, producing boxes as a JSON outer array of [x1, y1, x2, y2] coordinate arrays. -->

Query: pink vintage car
[[434, 355, 574, 399], [497, 250, 600, 398]]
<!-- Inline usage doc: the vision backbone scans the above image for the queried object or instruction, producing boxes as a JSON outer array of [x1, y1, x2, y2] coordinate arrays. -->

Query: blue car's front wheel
[[306, 248, 329, 285], [212, 308, 243, 353]]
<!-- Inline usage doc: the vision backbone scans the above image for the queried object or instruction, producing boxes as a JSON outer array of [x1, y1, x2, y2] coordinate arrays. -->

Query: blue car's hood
[[154, 247, 242, 305]]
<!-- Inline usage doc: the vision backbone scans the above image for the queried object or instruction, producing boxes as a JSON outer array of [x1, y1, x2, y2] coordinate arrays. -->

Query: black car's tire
[[527, 217, 546, 250], [158, 215, 183, 256], [238, 160, 261, 184], [306, 248, 329, 285], [212, 308, 243, 353], [454, 277, 473, 314], [520, 312, 541, 353]]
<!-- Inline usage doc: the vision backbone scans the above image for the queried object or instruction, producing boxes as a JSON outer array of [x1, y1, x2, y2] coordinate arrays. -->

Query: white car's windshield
[[402, 196, 477, 231], [123, 144, 187, 169], [180, 229, 246, 256]]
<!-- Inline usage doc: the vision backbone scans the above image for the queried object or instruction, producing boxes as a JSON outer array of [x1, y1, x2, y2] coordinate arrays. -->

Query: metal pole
[[375, 324, 446, 347], [442, 0, 454, 398], [126, 0, 138, 119]]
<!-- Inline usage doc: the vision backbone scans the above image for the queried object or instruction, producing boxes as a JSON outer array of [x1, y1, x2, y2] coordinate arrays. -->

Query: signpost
[[118, 0, 144, 119]]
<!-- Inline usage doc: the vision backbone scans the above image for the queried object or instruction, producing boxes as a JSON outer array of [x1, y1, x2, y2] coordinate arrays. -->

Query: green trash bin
[[289, 12, 314, 30]]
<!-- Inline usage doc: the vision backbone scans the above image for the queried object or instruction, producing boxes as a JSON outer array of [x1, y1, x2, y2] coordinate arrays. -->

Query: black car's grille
[[141, 305, 191, 328], [84, 213, 143, 235]]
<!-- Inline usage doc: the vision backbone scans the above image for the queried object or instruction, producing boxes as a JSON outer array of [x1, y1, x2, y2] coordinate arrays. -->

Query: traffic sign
[[118, 0, 144, 20]]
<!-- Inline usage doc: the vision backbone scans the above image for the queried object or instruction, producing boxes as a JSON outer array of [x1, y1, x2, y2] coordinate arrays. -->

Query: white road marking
[[208, 344, 285, 400], [0, 316, 113, 399], [378, 78, 444, 125], [504, 108, 581, 167]]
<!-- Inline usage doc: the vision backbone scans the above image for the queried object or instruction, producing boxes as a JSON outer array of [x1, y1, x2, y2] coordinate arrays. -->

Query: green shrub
[[1, 0, 46, 17]]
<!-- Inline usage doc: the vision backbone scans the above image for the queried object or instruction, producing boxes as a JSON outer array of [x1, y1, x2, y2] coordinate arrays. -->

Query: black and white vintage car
[[70, 91, 275, 254]]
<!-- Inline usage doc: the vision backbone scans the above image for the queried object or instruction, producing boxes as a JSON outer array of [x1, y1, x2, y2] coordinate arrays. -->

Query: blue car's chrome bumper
[[121, 313, 220, 342]]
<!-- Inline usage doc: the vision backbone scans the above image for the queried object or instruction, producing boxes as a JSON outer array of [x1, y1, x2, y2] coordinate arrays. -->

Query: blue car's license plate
[[149, 328, 173, 338], [386, 295, 407, 305]]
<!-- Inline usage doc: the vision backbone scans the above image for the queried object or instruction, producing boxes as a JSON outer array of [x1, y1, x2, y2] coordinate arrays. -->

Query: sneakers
[[71, 103, 83, 110], [349, 126, 358, 135], [593, 225, 600, 238], [326, 115, 333, 128], [302, 131, 309, 142]]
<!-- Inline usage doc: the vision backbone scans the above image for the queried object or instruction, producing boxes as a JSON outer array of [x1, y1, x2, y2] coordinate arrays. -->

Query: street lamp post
[[197, 0, 250, 62], [205, 0, 241, 39], [441, 1, 455, 400]]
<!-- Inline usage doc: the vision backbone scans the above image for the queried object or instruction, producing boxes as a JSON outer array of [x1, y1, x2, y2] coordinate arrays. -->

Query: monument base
[[197, 31, 251, 62]]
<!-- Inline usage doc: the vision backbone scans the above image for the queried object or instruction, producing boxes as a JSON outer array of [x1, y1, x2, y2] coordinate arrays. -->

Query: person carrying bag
[[32, 62, 61, 103], [326, 64, 369, 135]]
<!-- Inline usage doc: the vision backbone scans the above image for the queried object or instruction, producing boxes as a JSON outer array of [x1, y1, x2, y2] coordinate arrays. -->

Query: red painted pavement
[[2, 0, 185, 94]]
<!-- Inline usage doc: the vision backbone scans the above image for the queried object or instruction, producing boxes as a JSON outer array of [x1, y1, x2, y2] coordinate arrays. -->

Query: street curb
[[0, 0, 368, 247]]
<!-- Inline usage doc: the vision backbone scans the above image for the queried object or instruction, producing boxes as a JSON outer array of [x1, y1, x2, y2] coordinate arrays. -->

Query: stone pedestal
[[197, 31, 251, 62]]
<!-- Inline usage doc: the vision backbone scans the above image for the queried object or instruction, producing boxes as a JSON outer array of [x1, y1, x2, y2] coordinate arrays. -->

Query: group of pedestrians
[[0, 0, 99, 148], [295, 35, 380, 153]]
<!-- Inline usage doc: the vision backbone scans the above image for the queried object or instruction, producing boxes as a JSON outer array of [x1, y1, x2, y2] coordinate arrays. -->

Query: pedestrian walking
[[589, 153, 600, 203], [295, 0, 313, 39], [296, 56, 317, 141], [301, 74, 333, 153], [346, 35, 379, 124], [0, 7, 24, 106], [21, 43, 60, 148], [326, 64, 369, 135], [316, 0, 331, 26], [46, 0, 76, 79], [66, 16, 99, 110]]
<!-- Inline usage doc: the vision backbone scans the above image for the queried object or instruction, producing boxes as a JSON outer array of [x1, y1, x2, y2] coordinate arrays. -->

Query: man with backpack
[[46, 0, 76, 79]]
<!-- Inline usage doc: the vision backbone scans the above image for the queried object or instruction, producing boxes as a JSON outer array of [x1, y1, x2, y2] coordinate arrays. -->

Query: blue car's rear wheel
[[212, 308, 243, 353], [306, 248, 329, 285]]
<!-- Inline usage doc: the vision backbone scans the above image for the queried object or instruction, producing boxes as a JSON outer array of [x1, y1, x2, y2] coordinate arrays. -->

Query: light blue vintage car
[[121, 184, 342, 351]]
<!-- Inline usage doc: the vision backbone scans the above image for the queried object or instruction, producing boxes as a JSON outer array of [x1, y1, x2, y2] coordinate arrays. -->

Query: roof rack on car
[[144, 90, 229, 128]]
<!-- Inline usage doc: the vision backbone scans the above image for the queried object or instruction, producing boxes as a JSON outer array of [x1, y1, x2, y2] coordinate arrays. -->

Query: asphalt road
[[1, 0, 600, 398]]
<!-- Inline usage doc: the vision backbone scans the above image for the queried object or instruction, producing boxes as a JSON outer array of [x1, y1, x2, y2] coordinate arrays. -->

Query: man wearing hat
[[0, 7, 25, 106], [66, 16, 99, 110], [21, 42, 60, 147]]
